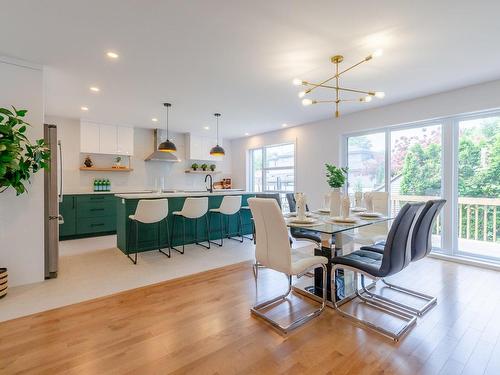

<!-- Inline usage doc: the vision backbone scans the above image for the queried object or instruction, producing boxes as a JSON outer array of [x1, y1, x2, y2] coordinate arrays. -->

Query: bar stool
[[127, 198, 170, 264], [209, 195, 243, 246], [171, 197, 210, 254]]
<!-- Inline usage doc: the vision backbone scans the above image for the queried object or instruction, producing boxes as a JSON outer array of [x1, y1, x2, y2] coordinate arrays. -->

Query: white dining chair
[[127, 198, 170, 264], [209, 195, 243, 246], [248, 197, 328, 334], [171, 197, 210, 254]]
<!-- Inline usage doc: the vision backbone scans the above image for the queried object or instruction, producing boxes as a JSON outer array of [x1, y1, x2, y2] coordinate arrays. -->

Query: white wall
[[45, 115, 232, 193], [230, 78, 500, 208], [0, 58, 45, 287]]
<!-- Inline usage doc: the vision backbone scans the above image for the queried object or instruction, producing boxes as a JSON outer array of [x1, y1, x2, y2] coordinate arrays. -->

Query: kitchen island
[[115, 190, 256, 255]]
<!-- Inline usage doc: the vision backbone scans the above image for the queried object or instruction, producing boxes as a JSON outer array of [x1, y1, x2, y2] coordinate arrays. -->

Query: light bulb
[[372, 49, 383, 58], [298, 91, 306, 98], [292, 78, 304, 86], [90, 86, 100, 92], [361, 96, 372, 103], [152, 118, 158, 122], [81, 106, 89, 111], [302, 98, 313, 106], [375, 91, 385, 98], [106, 51, 119, 59]]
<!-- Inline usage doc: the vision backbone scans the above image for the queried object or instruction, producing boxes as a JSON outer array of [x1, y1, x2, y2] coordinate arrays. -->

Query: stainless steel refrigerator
[[44, 123, 63, 279]]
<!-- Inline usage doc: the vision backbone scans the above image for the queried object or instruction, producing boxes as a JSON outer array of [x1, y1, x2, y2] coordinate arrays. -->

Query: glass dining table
[[286, 211, 392, 308]]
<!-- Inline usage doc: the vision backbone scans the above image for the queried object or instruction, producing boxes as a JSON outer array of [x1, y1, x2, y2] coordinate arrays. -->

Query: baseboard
[[429, 252, 500, 272]]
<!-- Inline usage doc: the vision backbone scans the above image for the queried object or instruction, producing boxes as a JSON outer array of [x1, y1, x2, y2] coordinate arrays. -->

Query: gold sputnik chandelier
[[293, 49, 385, 118]]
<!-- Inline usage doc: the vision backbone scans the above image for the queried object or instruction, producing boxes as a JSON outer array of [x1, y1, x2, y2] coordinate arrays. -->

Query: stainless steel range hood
[[145, 129, 180, 162]]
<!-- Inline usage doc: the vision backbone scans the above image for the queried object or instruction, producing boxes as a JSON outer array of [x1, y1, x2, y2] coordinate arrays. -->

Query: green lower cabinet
[[59, 194, 117, 240], [116, 194, 255, 255], [59, 195, 77, 237]]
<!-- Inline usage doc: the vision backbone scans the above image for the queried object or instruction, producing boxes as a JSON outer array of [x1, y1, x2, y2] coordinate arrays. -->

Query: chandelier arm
[[306, 57, 371, 94], [304, 83, 375, 96]]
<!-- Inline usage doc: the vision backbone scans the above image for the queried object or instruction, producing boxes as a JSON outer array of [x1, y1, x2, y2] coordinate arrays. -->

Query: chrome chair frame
[[331, 264, 417, 341], [251, 263, 328, 334]]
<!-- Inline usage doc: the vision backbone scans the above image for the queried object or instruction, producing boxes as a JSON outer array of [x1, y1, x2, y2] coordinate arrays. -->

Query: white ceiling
[[2, 0, 500, 138]]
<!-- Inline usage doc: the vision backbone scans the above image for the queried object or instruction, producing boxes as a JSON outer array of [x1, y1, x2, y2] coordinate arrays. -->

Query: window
[[343, 110, 500, 264], [346, 132, 386, 194], [249, 143, 295, 210]]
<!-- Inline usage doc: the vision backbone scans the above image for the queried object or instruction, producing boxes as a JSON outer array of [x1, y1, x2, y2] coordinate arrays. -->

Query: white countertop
[[115, 189, 252, 199], [65, 190, 154, 195]]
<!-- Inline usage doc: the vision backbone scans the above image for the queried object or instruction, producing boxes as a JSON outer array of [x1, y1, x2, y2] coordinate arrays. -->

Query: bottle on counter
[[93, 179, 97, 192], [106, 179, 111, 192]]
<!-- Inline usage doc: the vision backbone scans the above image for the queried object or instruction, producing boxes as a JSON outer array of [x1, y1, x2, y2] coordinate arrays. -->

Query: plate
[[351, 207, 367, 213], [358, 212, 382, 218], [288, 217, 318, 225], [285, 212, 312, 218], [329, 216, 358, 224]]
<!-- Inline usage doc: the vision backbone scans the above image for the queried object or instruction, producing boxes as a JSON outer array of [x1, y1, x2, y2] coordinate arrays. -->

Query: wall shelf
[[79, 167, 134, 172], [185, 170, 221, 174]]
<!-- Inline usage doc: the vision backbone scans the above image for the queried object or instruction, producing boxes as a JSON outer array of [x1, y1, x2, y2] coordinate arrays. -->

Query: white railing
[[391, 195, 500, 243]]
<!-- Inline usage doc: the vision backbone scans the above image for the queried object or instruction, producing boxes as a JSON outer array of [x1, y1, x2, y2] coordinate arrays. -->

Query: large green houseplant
[[325, 163, 348, 189], [0, 107, 50, 195]]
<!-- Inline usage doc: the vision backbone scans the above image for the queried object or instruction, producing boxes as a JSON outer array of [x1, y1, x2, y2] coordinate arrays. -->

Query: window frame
[[341, 108, 500, 262]]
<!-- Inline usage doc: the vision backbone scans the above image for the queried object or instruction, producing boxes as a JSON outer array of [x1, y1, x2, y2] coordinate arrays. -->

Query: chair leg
[[226, 213, 244, 243], [171, 215, 185, 255], [251, 264, 327, 334], [359, 276, 437, 316], [158, 219, 171, 258], [209, 212, 223, 247], [126, 220, 138, 265], [195, 216, 211, 249], [331, 265, 417, 342]]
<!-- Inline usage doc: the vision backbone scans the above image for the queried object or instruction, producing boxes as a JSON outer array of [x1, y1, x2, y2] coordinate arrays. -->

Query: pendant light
[[158, 102, 177, 152], [210, 113, 225, 156]]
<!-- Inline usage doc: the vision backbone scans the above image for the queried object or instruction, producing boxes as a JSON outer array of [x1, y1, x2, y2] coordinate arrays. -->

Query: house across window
[[249, 143, 295, 211]]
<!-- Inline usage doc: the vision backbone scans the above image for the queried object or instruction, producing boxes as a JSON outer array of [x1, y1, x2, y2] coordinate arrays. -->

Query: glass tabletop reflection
[[285, 211, 392, 235]]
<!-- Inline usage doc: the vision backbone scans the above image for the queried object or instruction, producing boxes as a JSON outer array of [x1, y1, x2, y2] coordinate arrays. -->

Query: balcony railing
[[391, 195, 500, 244]]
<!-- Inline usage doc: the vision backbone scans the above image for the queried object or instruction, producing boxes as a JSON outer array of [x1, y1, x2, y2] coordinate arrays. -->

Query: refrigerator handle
[[58, 140, 63, 203]]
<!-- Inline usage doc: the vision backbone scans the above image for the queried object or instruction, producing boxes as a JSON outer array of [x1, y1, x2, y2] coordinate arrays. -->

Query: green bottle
[[93, 179, 98, 192]]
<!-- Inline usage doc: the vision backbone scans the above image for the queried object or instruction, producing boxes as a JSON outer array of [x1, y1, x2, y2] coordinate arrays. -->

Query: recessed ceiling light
[[152, 118, 158, 122], [106, 51, 119, 59], [203, 126, 210, 130], [282, 123, 288, 127], [81, 106, 89, 111], [245, 133, 250, 136], [90, 86, 100, 92]]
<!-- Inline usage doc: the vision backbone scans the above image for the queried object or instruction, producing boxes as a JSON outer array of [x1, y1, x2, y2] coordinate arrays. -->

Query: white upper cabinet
[[186, 133, 223, 161], [116, 126, 134, 155], [80, 122, 100, 154], [99, 125, 117, 154], [80, 122, 134, 156]]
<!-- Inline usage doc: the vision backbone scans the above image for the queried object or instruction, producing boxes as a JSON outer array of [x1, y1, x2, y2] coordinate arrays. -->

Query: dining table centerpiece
[[325, 164, 348, 217]]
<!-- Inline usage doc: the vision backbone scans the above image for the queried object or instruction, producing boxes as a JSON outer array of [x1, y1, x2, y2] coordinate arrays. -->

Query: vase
[[294, 192, 306, 220], [329, 188, 341, 217]]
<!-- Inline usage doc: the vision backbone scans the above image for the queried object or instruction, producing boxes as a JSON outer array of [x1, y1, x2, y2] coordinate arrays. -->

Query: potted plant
[[325, 164, 348, 216], [113, 156, 122, 168], [201, 163, 208, 171], [191, 163, 199, 171], [209, 164, 216, 172], [0, 107, 50, 298]]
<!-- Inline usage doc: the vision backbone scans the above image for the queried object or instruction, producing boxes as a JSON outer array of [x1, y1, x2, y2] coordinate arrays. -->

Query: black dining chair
[[285, 193, 322, 246], [331, 202, 424, 341], [360, 199, 446, 316]]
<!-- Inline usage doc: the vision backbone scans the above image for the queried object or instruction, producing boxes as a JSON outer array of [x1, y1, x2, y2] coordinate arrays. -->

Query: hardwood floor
[[1, 257, 500, 374]]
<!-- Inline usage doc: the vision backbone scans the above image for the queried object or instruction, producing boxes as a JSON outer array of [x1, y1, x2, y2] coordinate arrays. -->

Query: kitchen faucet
[[205, 174, 213, 193]]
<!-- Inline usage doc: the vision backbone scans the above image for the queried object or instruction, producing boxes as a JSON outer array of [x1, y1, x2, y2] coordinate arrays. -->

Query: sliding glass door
[[344, 111, 500, 261], [456, 115, 500, 260], [390, 124, 443, 248]]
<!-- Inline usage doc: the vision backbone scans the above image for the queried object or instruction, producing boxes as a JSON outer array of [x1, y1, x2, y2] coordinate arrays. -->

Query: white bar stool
[[127, 198, 170, 264], [171, 197, 210, 254], [209, 195, 243, 246]]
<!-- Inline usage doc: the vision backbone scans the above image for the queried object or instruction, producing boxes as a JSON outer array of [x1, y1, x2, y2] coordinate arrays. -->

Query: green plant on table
[[201, 163, 208, 171], [0, 107, 50, 195], [191, 163, 199, 170], [325, 163, 348, 189], [209, 164, 216, 171]]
